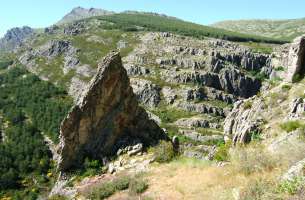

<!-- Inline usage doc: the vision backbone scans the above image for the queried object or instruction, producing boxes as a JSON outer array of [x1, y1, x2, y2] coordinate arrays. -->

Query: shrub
[[152, 141, 175, 163], [90, 182, 116, 199], [243, 101, 253, 110], [275, 66, 285, 71], [113, 176, 130, 191], [214, 141, 231, 161], [88, 174, 148, 199], [129, 177, 148, 194], [280, 120, 304, 133], [48, 195, 68, 200], [281, 84, 292, 91], [277, 177, 305, 195]]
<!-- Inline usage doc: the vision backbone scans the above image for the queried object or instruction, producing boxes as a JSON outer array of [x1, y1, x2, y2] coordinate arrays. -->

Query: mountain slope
[[212, 18, 305, 41], [98, 13, 288, 44], [57, 7, 115, 25]]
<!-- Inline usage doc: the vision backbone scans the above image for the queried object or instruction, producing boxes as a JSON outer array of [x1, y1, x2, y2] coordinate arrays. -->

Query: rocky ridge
[[0, 26, 34, 52], [57, 7, 115, 25]]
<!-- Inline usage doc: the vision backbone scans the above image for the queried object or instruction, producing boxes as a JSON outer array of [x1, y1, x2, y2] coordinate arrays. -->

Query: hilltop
[[212, 18, 305, 41]]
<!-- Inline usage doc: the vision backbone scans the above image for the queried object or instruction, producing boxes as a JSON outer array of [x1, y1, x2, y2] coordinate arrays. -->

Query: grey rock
[[117, 40, 127, 49], [179, 129, 223, 143], [68, 77, 88, 102], [285, 36, 305, 82], [174, 117, 210, 128], [162, 87, 177, 104], [57, 7, 115, 25], [58, 52, 166, 171], [124, 64, 150, 76], [64, 22, 85, 36], [0, 26, 34, 51], [127, 143, 143, 156], [224, 98, 265, 144], [282, 158, 305, 181], [130, 78, 161, 108], [38, 40, 77, 59], [175, 102, 225, 117]]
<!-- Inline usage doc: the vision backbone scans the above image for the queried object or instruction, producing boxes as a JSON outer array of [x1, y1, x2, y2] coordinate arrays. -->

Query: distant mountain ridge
[[212, 18, 305, 41], [57, 7, 115, 25]]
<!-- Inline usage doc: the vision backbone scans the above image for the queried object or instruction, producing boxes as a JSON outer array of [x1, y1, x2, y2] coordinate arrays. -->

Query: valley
[[0, 6, 304, 200]]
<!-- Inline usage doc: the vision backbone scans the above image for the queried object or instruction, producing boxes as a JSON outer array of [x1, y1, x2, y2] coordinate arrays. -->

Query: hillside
[[97, 13, 287, 44], [0, 7, 304, 200], [212, 18, 305, 41]]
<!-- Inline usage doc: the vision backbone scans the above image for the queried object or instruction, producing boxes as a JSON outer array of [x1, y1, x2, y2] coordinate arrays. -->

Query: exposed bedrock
[[58, 52, 167, 171]]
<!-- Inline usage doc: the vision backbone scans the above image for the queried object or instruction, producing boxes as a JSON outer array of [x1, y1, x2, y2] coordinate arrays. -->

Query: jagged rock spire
[[58, 51, 166, 171]]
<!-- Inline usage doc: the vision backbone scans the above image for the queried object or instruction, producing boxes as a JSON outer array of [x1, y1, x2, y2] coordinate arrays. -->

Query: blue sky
[[1, 0, 305, 37]]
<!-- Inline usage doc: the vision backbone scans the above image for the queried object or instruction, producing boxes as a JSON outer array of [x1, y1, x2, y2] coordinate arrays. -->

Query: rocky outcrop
[[64, 22, 85, 36], [124, 64, 151, 76], [38, 40, 78, 59], [162, 68, 261, 98], [58, 52, 166, 171], [282, 157, 305, 181], [130, 79, 161, 108], [57, 7, 115, 25], [272, 35, 305, 82], [175, 101, 225, 117], [285, 36, 305, 82], [223, 98, 265, 144], [174, 117, 219, 129], [0, 26, 34, 51], [162, 87, 177, 104]]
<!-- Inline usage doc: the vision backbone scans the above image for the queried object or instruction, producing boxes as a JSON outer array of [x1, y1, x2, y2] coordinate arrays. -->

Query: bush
[[129, 177, 148, 194], [281, 84, 292, 91], [90, 182, 116, 199], [152, 141, 175, 163], [275, 66, 285, 71], [280, 120, 304, 133], [277, 177, 305, 195], [113, 176, 130, 191], [88, 174, 148, 199], [48, 195, 68, 200], [243, 101, 253, 110], [214, 141, 231, 161]]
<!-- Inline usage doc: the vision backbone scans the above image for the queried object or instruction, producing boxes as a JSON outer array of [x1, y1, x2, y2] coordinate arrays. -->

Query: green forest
[[0, 67, 72, 199]]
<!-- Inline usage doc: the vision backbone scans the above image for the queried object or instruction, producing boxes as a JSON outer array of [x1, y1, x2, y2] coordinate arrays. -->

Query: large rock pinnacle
[[286, 35, 305, 82], [58, 52, 166, 171]]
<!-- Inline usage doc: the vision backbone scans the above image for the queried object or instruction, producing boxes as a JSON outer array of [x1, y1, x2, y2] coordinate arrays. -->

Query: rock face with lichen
[[58, 52, 166, 171]]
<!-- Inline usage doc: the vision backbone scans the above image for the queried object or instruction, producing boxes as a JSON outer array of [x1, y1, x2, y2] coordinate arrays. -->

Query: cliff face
[[58, 52, 166, 171]]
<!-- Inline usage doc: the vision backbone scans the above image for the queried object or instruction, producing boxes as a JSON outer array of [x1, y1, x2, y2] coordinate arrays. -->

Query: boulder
[[58, 52, 166, 171]]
